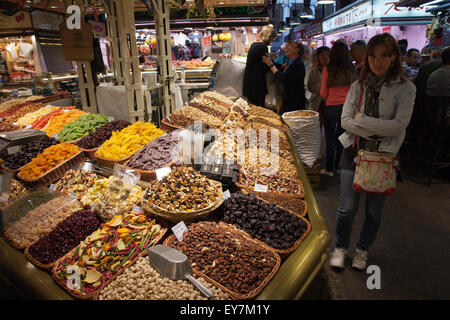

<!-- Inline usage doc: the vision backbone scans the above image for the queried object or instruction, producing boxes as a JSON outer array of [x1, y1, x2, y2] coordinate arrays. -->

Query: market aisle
[[315, 171, 450, 299]]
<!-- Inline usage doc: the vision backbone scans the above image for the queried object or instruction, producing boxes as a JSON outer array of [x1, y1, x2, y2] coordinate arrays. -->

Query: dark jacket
[[243, 42, 270, 107], [274, 57, 306, 112]]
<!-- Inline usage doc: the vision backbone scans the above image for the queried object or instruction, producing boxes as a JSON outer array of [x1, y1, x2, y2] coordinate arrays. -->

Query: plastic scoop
[[148, 244, 214, 298]]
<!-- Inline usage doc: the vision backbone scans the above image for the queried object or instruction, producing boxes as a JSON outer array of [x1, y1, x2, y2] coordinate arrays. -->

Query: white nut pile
[[99, 256, 230, 300]]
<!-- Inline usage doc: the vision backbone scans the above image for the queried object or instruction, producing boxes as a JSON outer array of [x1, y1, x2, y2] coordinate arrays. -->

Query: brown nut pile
[[283, 110, 317, 118], [4, 102, 44, 124], [3, 195, 83, 249], [166, 221, 279, 296], [248, 104, 280, 119], [99, 256, 230, 300], [242, 148, 298, 177], [249, 116, 283, 129], [189, 97, 229, 120], [6, 179, 29, 204], [238, 166, 304, 197], [245, 123, 291, 151], [200, 91, 234, 109], [166, 109, 192, 127], [183, 106, 222, 128], [144, 166, 221, 212]]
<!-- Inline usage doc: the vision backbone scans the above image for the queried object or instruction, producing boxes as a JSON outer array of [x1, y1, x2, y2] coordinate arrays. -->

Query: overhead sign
[[322, 1, 372, 33], [372, 0, 434, 19]]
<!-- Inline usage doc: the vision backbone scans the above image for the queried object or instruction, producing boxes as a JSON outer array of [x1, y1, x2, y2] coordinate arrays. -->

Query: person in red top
[[320, 42, 357, 176]]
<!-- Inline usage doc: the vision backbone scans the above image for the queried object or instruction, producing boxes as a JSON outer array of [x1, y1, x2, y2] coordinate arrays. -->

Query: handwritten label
[[156, 167, 172, 181], [254, 184, 268, 193], [49, 184, 57, 191], [172, 221, 188, 242], [108, 116, 114, 121], [7, 146, 20, 155], [223, 190, 231, 200]]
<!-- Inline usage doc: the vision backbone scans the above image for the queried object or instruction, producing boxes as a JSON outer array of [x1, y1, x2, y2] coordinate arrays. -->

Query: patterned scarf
[[362, 74, 386, 151]]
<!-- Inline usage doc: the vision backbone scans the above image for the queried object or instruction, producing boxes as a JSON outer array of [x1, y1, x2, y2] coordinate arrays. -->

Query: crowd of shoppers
[[243, 25, 449, 272]]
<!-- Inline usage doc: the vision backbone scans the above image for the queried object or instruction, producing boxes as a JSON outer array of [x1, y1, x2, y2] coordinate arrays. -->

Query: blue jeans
[[335, 169, 387, 251], [323, 105, 344, 172]]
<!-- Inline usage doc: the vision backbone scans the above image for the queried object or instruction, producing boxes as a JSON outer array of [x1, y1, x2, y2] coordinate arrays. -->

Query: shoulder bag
[[352, 85, 398, 195]]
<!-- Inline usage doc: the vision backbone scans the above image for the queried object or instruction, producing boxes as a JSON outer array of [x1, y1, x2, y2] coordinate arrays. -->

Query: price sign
[[254, 184, 268, 193], [156, 167, 172, 181], [172, 221, 188, 242], [53, 134, 58, 139], [69, 192, 77, 199], [108, 116, 114, 121], [193, 98, 199, 103], [26, 125, 32, 129], [223, 189, 231, 200], [7, 146, 20, 155], [49, 184, 57, 191], [132, 206, 142, 213]]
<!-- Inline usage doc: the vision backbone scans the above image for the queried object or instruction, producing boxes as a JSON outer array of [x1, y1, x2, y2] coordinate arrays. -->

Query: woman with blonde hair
[[329, 33, 416, 270], [243, 25, 277, 107]]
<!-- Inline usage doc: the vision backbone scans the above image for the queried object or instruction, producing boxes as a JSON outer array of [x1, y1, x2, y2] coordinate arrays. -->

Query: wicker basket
[[24, 241, 56, 272], [94, 152, 132, 169], [77, 146, 99, 160], [163, 221, 281, 300], [51, 225, 167, 300], [17, 151, 86, 187], [241, 189, 308, 217], [1, 163, 22, 174], [160, 118, 185, 132], [224, 212, 311, 257], [141, 181, 224, 223], [122, 157, 180, 182], [236, 181, 305, 199]]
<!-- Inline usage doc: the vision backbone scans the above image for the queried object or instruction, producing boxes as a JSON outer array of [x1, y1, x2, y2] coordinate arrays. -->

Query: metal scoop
[[148, 244, 214, 298]]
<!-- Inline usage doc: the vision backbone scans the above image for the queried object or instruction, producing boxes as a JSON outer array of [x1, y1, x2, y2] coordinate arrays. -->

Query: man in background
[[350, 40, 366, 74], [426, 47, 450, 97], [404, 48, 420, 80]]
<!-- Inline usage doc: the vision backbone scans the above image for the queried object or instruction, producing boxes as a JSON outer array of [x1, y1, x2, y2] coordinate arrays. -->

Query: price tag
[[26, 125, 32, 129], [49, 184, 57, 191], [132, 206, 142, 213], [69, 192, 77, 199], [53, 133, 58, 139], [7, 146, 20, 155], [12, 122, 17, 126], [193, 98, 199, 103], [62, 109, 70, 113], [91, 204, 96, 211], [223, 190, 231, 200], [108, 116, 114, 122], [254, 184, 268, 193], [156, 167, 172, 181], [172, 221, 188, 242], [0, 118, 3, 123], [241, 168, 247, 177]]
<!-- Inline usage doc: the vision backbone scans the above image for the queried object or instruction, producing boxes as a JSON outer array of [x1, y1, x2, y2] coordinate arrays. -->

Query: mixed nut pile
[[144, 166, 221, 212], [55, 169, 100, 200], [166, 221, 279, 296], [223, 192, 308, 250], [99, 256, 230, 300]]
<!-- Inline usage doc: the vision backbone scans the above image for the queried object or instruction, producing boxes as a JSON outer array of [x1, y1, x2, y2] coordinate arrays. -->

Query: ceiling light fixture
[[317, 0, 335, 4]]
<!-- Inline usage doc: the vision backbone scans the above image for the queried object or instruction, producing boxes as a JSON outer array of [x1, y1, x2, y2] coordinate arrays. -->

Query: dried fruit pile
[[53, 211, 163, 296], [15, 105, 59, 126], [28, 210, 102, 265], [223, 192, 308, 249], [166, 221, 279, 296], [99, 256, 230, 300], [3, 195, 83, 249], [81, 176, 143, 222], [3, 102, 44, 124], [75, 120, 131, 150], [126, 132, 179, 171], [19, 143, 80, 180], [55, 169, 101, 199], [43, 109, 86, 137], [31, 107, 75, 130], [96, 121, 164, 160], [3, 136, 59, 170], [245, 189, 307, 217], [143, 166, 221, 212], [58, 113, 109, 142]]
